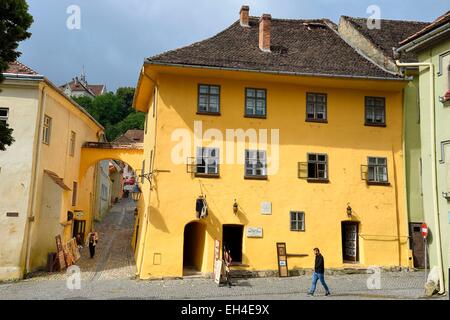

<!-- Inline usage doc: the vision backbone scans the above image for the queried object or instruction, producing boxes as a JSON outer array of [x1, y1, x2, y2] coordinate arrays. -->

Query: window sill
[[244, 114, 266, 119], [364, 122, 386, 128], [307, 178, 329, 183], [196, 111, 221, 116], [244, 175, 268, 180], [194, 173, 220, 179], [366, 181, 390, 186], [305, 119, 328, 124]]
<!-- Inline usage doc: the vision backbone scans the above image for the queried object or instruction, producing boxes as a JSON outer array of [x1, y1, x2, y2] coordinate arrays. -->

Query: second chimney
[[259, 14, 271, 52], [240, 5, 249, 27]]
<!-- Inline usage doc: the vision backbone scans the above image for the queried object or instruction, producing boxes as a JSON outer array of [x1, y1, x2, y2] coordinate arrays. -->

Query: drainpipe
[[23, 84, 46, 274], [396, 60, 445, 294]]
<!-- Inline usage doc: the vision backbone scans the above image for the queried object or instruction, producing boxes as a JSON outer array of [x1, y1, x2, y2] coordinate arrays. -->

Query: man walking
[[308, 248, 331, 296]]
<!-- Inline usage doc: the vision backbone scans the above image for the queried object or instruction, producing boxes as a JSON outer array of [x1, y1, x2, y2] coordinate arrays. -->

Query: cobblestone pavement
[[21, 198, 138, 282], [0, 269, 447, 300], [0, 199, 447, 300]]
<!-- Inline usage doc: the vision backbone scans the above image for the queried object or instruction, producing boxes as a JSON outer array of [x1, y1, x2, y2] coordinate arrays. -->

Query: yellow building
[[132, 7, 411, 279], [0, 61, 103, 280]]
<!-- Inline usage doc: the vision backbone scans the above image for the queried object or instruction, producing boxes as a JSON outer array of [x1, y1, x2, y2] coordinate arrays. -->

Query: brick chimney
[[240, 5, 250, 27], [259, 14, 271, 52]]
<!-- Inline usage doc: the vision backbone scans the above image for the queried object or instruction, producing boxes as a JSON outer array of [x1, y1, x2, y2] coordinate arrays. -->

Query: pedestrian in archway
[[307, 248, 331, 296], [87, 230, 98, 258], [223, 244, 233, 288]]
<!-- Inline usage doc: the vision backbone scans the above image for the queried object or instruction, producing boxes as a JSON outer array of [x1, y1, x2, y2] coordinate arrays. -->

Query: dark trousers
[[89, 244, 95, 258], [225, 269, 232, 287]]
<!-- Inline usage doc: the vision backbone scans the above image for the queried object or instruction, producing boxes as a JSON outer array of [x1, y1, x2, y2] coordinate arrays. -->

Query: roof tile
[[148, 17, 400, 79]]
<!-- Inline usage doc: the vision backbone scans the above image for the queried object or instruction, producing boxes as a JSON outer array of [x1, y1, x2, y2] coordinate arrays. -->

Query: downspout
[[137, 67, 158, 277], [23, 84, 46, 273], [396, 60, 445, 294]]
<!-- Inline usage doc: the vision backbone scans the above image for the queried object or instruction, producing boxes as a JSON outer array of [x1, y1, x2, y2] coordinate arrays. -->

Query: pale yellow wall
[[137, 71, 409, 279], [0, 80, 40, 280], [27, 82, 102, 271]]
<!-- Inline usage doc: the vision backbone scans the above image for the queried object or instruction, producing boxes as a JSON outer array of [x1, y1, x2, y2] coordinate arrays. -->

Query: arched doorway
[[183, 221, 206, 275]]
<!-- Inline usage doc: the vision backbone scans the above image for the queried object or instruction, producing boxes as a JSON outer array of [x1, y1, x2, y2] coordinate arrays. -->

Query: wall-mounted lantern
[[233, 199, 239, 214], [131, 184, 142, 201], [346, 203, 353, 218]]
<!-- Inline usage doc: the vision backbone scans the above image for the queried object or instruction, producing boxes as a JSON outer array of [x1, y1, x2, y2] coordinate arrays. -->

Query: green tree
[[0, 0, 33, 150], [0, 122, 15, 151], [72, 87, 144, 141]]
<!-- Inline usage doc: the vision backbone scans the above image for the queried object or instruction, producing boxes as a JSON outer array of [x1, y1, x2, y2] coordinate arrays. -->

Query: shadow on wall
[[149, 205, 170, 233]]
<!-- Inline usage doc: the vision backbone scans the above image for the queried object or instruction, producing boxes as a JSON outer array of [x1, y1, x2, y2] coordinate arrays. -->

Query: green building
[[397, 11, 450, 294]]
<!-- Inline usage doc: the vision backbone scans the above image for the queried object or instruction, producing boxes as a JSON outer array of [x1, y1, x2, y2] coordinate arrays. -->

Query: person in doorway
[[307, 248, 331, 296], [87, 230, 99, 258], [75, 234, 83, 252], [223, 244, 233, 288]]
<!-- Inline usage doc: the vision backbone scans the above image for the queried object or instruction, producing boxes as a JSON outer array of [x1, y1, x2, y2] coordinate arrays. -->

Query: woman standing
[[87, 230, 98, 258]]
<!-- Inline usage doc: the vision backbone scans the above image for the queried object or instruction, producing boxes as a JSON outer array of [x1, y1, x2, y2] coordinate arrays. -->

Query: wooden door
[[73, 220, 86, 243], [410, 223, 427, 268], [342, 222, 359, 262]]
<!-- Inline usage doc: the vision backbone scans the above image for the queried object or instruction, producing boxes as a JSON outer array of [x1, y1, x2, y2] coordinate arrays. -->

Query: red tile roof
[[400, 10, 450, 46], [113, 130, 144, 143], [342, 16, 429, 62], [147, 17, 400, 79], [5, 61, 40, 75], [61, 80, 105, 97]]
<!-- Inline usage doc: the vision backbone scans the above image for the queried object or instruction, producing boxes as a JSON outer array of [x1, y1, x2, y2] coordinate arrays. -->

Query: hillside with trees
[[72, 87, 145, 141]]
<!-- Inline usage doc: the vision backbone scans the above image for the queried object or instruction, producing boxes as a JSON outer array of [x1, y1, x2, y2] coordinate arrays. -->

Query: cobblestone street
[[0, 269, 447, 300], [21, 198, 138, 282], [0, 198, 447, 300]]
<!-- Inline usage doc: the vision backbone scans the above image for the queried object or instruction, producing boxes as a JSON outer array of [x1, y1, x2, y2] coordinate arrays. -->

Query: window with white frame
[[290, 211, 305, 231], [306, 93, 327, 121], [0, 108, 9, 125], [367, 157, 388, 183], [43, 115, 52, 144], [307, 153, 328, 180], [245, 88, 267, 117], [198, 84, 220, 114], [365, 97, 386, 125], [245, 150, 267, 177], [69, 131, 76, 157], [196, 147, 219, 175]]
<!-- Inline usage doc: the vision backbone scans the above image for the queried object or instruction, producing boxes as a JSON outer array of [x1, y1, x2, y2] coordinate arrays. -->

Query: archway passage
[[79, 142, 143, 181], [183, 221, 206, 275]]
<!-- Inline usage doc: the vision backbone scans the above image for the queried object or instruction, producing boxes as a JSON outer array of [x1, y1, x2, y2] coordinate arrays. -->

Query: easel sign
[[214, 260, 223, 285], [55, 235, 67, 270], [276, 242, 289, 277], [214, 240, 220, 265]]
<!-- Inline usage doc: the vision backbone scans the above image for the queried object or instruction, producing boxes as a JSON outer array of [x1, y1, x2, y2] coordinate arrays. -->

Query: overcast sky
[[17, 0, 449, 91]]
